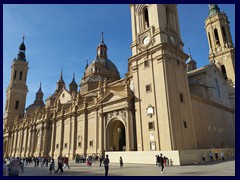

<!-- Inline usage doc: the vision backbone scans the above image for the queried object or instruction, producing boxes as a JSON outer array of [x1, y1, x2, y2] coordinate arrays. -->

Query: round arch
[[106, 118, 126, 151]]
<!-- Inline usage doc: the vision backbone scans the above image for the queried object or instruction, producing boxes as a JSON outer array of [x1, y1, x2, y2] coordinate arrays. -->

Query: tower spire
[[101, 32, 104, 43]]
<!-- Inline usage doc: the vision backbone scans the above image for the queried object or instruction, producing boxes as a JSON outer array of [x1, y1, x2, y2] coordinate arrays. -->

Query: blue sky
[[3, 4, 235, 112]]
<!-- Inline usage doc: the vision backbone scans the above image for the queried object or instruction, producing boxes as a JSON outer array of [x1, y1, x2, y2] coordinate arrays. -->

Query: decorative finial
[[22, 35, 25, 43], [101, 32, 104, 43], [188, 48, 192, 56], [40, 82, 42, 90], [60, 69, 63, 79], [73, 71, 75, 80]]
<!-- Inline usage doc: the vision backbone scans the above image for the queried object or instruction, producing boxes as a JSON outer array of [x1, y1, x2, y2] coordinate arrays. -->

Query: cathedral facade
[[3, 4, 235, 163]]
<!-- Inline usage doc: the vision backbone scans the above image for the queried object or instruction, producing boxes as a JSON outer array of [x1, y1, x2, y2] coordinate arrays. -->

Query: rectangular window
[[150, 141, 156, 150], [146, 84, 151, 93], [15, 101, 19, 110], [19, 71, 23, 80], [179, 93, 184, 102], [64, 143, 68, 148], [89, 140, 93, 147], [148, 122, 155, 130], [184, 121, 187, 128], [144, 60, 150, 68], [56, 144, 59, 149], [215, 79, 221, 98], [78, 142, 82, 148], [14, 71, 17, 80], [177, 59, 180, 65]]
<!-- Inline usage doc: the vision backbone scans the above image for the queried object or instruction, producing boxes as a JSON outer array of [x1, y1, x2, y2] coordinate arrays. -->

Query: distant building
[[3, 4, 234, 163]]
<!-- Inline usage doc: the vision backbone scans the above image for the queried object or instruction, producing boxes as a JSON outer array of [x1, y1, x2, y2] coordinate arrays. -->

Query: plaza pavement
[[17, 159, 235, 176]]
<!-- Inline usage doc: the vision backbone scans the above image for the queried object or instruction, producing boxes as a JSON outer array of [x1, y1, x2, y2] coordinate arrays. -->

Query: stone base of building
[[105, 148, 235, 165]]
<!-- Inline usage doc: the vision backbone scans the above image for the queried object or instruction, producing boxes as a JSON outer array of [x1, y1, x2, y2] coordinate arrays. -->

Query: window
[[221, 26, 227, 43], [148, 122, 155, 130], [183, 121, 187, 128], [15, 101, 19, 110], [214, 28, 220, 45], [143, 7, 149, 29], [89, 140, 93, 147], [150, 141, 156, 150], [146, 84, 151, 93], [14, 71, 17, 80], [144, 60, 150, 68], [221, 65, 227, 80], [166, 6, 169, 26], [64, 143, 68, 148], [215, 79, 221, 98], [78, 142, 82, 148], [179, 93, 184, 102], [19, 71, 22, 80], [177, 59, 180, 65], [56, 144, 59, 149]]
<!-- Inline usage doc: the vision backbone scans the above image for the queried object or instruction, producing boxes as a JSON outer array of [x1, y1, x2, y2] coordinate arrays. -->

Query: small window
[[62, 93, 65, 98], [78, 142, 82, 148], [15, 101, 19, 110], [64, 143, 68, 148], [89, 140, 93, 147], [221, 65, 227, 80], [183, 121, 187, 128], [150, 141, 156, 150], [177, 59, 180, 65], [146, 84, 151, 93], [56, 144, 59, 149], [179, 93, 184, 102], [144, 60, 150, 68], [19, 71, 23, 80], [14, 71, 17, 80], [148, 122, 155, 130]]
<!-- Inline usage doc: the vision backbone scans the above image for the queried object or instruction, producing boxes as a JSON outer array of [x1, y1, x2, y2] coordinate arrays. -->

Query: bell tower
[[128, 4, 197, 151], [205, 4, 235, 108], [4, 36, 29, 125]]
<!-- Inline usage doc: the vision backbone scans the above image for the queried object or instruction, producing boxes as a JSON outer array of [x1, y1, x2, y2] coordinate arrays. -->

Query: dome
[[84, 58, 120, 78]]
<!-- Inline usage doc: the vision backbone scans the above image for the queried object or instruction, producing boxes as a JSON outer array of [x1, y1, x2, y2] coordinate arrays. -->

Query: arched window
[[15, 100, 19, 110], [214, 28, 220, 45], [143, 7, 149, 29], [221, 26, 227, 44], [221, 65, 227, 80]]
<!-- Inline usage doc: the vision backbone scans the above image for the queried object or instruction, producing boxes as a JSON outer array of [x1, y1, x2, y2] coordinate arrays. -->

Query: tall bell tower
[[128, 4, 197, 151], [4, 37, 29, 126], [205, 4, 235, 108]]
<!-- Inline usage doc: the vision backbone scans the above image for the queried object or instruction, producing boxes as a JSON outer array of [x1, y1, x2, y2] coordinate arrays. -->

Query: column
[[70, 112, 77, 159], [50, 120, 56, 157], [98, 107, 104, 154], [125, 107, 131, 151]]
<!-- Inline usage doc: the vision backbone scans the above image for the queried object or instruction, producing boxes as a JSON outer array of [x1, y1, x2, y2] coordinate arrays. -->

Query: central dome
[[80, 33, 120, 93]]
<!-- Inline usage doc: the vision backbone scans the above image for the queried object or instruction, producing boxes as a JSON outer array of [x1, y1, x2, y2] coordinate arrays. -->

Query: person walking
[[220, 152, 225, 161], [103, 154, 110, 176], [159, 154, 164, 174], [49, 158, 55, 174], [55, 157, 64, 174], [209, 151, 214, 161], [119, 156, 123, 167], [99, 156, 103, 167]]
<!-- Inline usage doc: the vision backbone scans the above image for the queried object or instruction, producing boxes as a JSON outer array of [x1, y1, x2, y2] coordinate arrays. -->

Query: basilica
[[3, 4, 235, 165]]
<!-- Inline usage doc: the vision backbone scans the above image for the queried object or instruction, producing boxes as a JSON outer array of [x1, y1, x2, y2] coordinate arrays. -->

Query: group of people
[[202, 151, 227, 162]]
